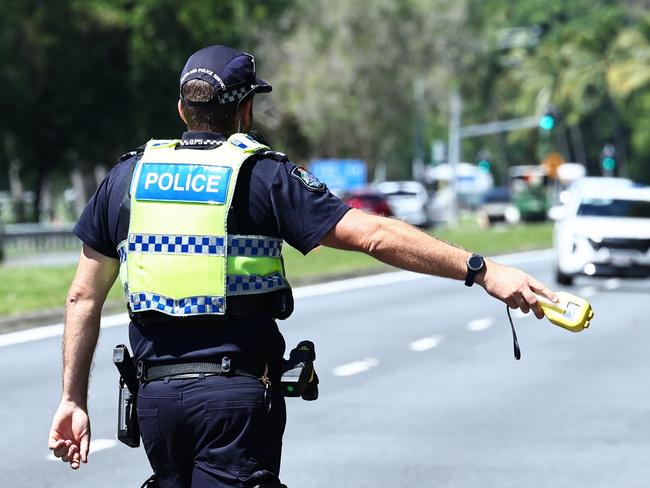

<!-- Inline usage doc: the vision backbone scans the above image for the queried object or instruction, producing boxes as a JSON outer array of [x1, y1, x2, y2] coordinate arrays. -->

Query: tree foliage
[[1, 0, 649, 221]]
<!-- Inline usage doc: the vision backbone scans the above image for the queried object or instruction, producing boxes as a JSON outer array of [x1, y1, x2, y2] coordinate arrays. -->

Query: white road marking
[[512, 309, 533, 319], [47, 438, 119, 461], [0, 314, 129, 348], [467, 317, 494, 332], [332, 358, 379, 377], [1, 249, 554, 348], [580, 286, 598, 298], [603, 278, 621, 290], [293, 272, 423, 299], [408, 335, 444, 352]]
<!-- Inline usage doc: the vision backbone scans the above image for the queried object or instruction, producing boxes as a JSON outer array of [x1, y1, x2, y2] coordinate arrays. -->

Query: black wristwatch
[[464, 254, 485, 287]]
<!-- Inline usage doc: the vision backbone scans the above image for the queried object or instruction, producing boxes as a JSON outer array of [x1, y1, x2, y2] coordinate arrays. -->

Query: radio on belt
[[538, 291, 593, 332]]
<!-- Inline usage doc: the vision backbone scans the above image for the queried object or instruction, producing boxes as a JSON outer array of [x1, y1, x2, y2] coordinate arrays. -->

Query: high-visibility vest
[[116, 133, 289, 317]]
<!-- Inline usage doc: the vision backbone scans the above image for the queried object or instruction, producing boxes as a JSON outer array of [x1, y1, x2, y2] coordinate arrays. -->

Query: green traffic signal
[[478, 160, 491, 172], [602, 157, 616, 171], [539, 114, 555, 131]]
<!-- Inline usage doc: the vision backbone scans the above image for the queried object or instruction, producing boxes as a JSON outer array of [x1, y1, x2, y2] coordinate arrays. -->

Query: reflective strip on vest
[[119, 134, 290, 318], [130, 292, 225, 315], [120, 234, 282, 258]]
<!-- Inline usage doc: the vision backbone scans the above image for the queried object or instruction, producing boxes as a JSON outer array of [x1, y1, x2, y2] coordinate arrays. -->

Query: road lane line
[[603, 278, 621, 290], [408, 335, 444, 352], [512, 309, 534, 319], [47, 438, 119, 461], [332, 358, 379, 377], [467, 317, 494, 332], [1, 249, 554, 348], [0, 313, 129, 348], [580, 286, 598, 298]]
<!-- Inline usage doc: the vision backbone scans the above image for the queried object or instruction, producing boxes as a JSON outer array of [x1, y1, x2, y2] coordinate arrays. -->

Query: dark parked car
[[478, 186, 520, 226], [343, 189, 393, 217]]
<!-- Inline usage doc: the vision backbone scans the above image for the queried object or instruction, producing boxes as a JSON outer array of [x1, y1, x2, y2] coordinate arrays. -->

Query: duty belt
[[137, 355, 267, 383]]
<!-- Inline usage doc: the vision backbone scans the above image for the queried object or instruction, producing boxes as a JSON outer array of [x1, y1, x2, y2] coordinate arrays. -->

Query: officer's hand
[[48, 400, 91, 470], [476, 260, 558, 319]]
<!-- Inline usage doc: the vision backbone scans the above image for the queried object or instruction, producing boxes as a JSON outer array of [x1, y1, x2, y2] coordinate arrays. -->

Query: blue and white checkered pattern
[[217, 85, 250, 105], [226, 272, 288, 295], [117, 242, 127, 263], [129, 292, 225, 316], [127, 234, 225, 256], [227, 235, 283, 258], [124, 233, 282, 258]]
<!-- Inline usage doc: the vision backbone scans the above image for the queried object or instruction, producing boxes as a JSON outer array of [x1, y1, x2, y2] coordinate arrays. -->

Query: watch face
[[468, 254, 484, 271]]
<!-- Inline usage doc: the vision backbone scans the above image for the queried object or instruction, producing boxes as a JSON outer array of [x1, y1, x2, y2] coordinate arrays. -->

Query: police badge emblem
[[290, 167, 326, 192]]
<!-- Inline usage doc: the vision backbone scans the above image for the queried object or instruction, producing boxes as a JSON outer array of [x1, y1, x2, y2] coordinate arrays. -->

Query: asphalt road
[[2, 250, 649, 488]]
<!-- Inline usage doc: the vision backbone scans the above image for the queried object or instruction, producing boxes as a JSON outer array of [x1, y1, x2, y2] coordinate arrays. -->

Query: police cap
[[179, 45, 272, 106]]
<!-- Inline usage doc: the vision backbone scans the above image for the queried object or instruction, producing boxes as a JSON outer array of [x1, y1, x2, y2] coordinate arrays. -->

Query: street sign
[[309, 159, 367, 193], [542, 152, 565, 179]]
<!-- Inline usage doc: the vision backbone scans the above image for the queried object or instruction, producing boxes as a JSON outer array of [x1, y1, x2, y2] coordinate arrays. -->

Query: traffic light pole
[[447, 95, 543, 227]]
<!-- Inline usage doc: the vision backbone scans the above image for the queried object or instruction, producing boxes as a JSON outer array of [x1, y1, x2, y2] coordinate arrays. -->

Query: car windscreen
[[577, 198, 650, 218]]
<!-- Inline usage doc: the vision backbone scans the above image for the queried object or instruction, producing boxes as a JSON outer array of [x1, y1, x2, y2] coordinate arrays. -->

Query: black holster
[[113, 344, 140, 447]]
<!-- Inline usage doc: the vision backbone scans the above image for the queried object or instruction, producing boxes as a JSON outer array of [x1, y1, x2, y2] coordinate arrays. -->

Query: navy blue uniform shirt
[[74, 131, 350, 371]]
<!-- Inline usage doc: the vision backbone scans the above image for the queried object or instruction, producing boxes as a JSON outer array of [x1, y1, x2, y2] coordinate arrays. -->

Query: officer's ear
[[177, 100, 188, 125], [238, 97, 254, 132]]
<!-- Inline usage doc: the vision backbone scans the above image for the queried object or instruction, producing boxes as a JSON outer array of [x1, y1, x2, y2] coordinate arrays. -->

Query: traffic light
[[602, 157, 616, 171], [601, 143, 616, 174], [478, 159, 491, 173], [539, 112, 556, 131]]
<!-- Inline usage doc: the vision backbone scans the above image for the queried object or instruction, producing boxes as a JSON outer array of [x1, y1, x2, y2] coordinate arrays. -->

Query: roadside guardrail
[[2, 223, 78, 254]]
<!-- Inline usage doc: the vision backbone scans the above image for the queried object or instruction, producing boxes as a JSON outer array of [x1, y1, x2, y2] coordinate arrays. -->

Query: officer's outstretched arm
[[48, 244, 119, 470], [321, 209, 557, 316]]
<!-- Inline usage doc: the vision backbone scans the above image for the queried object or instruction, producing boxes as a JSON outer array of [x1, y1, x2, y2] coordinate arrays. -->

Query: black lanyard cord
[[506, 305, 522, 360]]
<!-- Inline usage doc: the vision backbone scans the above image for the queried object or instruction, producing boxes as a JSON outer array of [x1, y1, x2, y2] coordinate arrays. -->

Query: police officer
[[48, 45, 557, 487]]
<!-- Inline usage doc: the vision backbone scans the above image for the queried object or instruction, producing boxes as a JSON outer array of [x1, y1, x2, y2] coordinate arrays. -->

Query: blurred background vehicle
[[342, 188, 393, 217], [556, 176, 634, 207], [552, 183, 650, 285], [424, 163, 494, 224], [508, 165, 549, 222], [375, 181, 430, 227], [477, 186, 520, 226]]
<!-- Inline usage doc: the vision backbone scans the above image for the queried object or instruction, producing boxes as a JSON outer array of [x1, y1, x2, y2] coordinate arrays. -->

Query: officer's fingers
[[62, 444, 78, 463], [48, 438, 65, 452], [53, 439, 72, 458], [522, 289, 544, 319], [70, 451, 81, 470], [514, 294, 530, 314], [53, 445, 68, 458], [505, 297, 518, 309], [80, 434, 90, 463], [48, 433, 64, 448], [528, 278, 558, 303]]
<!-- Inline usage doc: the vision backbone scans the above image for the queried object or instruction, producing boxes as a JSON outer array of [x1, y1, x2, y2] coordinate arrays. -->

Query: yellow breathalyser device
[[538, 291, 594, 332]]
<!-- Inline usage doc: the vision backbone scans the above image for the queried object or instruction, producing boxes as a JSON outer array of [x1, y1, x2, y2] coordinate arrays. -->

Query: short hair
[[180, 79, 238, 132]]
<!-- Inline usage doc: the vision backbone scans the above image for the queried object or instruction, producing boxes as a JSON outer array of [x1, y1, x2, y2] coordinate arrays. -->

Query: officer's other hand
[[48, 400, 91, 470], [476, 260, 558, 319]]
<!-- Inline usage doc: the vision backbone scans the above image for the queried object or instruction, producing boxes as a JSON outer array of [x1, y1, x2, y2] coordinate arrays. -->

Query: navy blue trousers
[[137, 375, 286, 488]]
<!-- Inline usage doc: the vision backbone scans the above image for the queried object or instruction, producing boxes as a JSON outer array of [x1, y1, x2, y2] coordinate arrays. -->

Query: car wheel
[[555, 268, 574, 286]]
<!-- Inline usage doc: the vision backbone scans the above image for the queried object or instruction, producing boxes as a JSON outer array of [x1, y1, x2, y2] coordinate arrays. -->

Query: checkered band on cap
[[228, 235, 282, 258], [216, 85, 250, 105], [127, 234, 226, 256], [129, 292, 226, 316], [226, 272, 288, 295]]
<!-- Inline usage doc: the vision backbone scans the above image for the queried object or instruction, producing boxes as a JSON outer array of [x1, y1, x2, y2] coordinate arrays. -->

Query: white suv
[[553, 184, 650, 285]]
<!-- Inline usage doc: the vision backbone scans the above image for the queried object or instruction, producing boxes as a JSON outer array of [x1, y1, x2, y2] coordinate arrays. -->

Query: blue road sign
[[309, 159, 367, 192]]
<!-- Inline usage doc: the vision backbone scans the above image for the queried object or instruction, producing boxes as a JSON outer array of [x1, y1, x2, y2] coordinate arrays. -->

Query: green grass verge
[[0, 222, 552, 317]]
